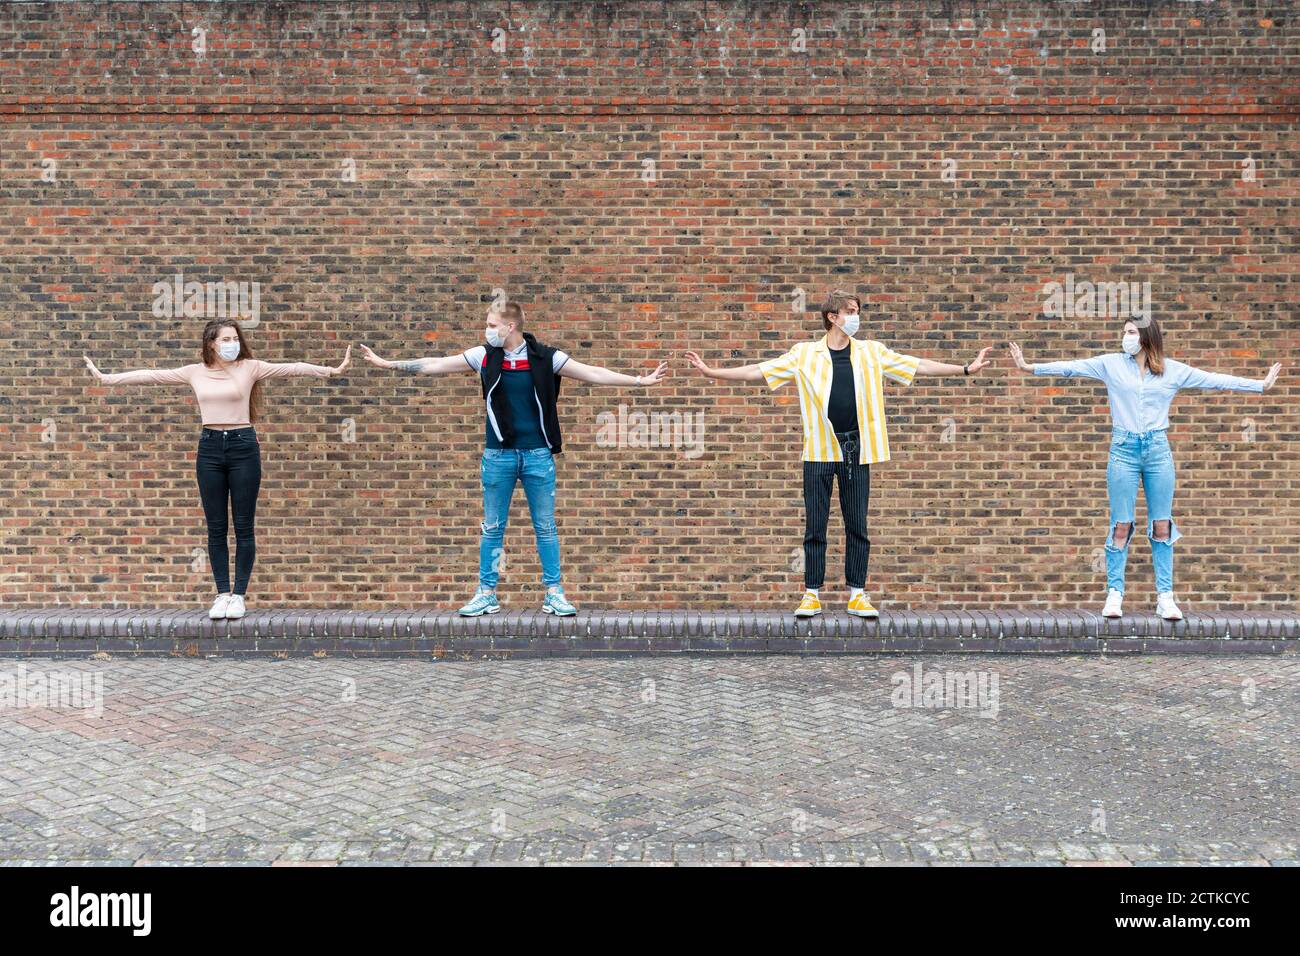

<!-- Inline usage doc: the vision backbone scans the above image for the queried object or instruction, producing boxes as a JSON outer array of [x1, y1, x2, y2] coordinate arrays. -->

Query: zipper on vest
[[485, 376, 505, 441], [533, 387, 552, 449]]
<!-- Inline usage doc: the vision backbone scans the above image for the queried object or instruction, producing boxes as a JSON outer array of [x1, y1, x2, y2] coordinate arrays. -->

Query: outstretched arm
[[1009, 342, 1107, 381], [253, 346, 351, 380], [1177, 361, 1282, 393], [85, 355, 192, 386], [682, 351, 766, 383], [358, 344, 469, 376], [914, 347, 993, 378], [558, 358, 669, 387]]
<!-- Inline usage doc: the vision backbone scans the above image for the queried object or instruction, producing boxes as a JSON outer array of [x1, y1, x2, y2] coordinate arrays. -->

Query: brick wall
[[1, 1, 1296, 610]]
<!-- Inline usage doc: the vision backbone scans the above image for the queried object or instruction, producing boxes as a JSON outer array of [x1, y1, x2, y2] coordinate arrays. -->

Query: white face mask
[[485, 326, 507, 348], [217, 341, 241, 362], [838, 312, 860, 337], [1122, 333, 1141, 356]]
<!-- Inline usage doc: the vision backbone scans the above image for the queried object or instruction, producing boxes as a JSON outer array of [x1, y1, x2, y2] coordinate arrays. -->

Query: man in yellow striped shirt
[[685, 290, 991, 618]]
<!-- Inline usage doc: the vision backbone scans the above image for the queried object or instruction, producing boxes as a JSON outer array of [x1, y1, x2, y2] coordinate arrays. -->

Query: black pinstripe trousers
[[801, 429, 871, 590]]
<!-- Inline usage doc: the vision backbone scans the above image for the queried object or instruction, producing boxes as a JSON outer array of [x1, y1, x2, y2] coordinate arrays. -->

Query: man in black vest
[[360, 301, 668, 616]]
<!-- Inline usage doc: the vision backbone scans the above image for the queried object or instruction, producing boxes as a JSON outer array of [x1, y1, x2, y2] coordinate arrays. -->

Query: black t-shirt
[[827, 343, 858, 434]]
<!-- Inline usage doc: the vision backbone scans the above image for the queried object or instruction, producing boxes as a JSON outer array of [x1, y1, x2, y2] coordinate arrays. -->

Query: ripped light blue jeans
[[1106, 428, 1180, 595], [478, 447, 562, 591]]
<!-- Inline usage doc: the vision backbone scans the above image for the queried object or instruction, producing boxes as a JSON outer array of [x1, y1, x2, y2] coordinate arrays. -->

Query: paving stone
[[0, 656, 1294, 865]]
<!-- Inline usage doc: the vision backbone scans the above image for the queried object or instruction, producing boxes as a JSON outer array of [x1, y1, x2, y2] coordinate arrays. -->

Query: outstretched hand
[[357, 344, 388, 367], [1008, 342, 1033, 372], [83, 355, 104, 382], [331, 344, 352, 375], [965, 346, 994, 376], [1263, 363, 1283, 391], [639, 360, 670, 386], [681, 351, 713, 376]]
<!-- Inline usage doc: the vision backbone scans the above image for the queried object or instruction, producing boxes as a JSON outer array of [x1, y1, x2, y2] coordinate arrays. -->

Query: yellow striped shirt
[[758, 334, 920, 465]]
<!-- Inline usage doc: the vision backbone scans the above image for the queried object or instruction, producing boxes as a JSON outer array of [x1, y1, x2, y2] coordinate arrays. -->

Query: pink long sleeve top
[[99, 359, 334, 426]]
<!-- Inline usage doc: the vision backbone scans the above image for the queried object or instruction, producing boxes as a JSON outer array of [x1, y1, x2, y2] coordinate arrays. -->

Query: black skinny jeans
[[195, 426, 262, 595]]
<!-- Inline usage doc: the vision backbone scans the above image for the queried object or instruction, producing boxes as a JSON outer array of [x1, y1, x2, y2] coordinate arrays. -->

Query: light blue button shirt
[[1034, 353, 1263, 433]]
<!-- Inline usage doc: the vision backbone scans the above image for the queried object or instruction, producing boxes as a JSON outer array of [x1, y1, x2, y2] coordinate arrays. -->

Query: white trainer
[[1156, 592, 1183, 621], [1102, 589, 1123, 619], [225, 594, 246, 619], [208, 594, 232, 619]]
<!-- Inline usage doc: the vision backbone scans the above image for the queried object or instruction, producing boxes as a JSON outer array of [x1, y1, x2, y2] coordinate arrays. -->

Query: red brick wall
[[1, 2, 1296, 610]]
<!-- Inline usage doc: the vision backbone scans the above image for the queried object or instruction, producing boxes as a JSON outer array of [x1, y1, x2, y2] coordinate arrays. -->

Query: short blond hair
[[489, 300, 525, 331]]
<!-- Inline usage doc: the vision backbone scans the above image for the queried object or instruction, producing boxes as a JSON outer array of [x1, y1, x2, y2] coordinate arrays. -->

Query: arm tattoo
[[393, 360, 425, 375]]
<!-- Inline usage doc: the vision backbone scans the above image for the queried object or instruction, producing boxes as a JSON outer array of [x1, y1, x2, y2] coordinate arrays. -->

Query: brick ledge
[[1, 608, 1296, 656]]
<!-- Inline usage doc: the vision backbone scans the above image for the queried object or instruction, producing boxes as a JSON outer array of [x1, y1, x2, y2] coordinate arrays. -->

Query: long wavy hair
[[1128, 317, 1166, 377], [201, 320, 262, 422]]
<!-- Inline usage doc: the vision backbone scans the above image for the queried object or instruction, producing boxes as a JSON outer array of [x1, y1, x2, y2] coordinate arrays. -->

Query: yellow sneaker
[[847, 592, 879, 618], [794, 590, 822, 617]]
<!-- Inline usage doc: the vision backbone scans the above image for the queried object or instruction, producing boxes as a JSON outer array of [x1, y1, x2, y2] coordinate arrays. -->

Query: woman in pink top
[[84, 320, 350, 620]]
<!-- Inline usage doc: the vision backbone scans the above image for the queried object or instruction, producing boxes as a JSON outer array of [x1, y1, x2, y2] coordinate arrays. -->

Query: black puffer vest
[[479, 332, 565, 454]]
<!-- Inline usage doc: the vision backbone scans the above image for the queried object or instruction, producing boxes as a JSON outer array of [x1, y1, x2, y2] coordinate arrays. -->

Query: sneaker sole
[[1103, 610, 1122, 618], [793, 608, 821, 618], [847, 608, 879, 619], [541, 605, 576, 616], [458, 605, 501, 617]]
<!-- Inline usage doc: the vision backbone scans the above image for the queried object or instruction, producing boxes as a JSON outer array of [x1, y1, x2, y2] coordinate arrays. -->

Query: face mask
[[217, 341, 241, 362], [485, 326, 507, 348], [1122, 333, 1141, 356], [839, 312, 860, 337]]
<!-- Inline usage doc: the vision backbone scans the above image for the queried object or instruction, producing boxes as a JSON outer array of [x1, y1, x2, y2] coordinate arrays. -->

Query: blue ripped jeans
[[1106, 428, 1180, 595], [478, 447, 562, 591]]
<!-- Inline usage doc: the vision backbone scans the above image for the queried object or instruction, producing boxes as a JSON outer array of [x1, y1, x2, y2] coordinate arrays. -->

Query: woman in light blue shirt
[[1011, 319, 1281, 622]]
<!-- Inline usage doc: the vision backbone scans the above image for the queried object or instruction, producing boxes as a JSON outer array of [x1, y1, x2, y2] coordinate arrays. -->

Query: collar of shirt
[[812, 332, 859, 358], [501, 341, 530, 370], [1123, 352, 1152, 379]]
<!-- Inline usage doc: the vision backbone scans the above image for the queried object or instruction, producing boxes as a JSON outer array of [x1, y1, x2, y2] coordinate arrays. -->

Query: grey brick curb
[[1, 608, 1296, 657]]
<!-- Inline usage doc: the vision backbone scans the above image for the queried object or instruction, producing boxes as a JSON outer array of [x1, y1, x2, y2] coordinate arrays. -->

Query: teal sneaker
[[541, 586, 576, 616], [458, 588, 500, 617]]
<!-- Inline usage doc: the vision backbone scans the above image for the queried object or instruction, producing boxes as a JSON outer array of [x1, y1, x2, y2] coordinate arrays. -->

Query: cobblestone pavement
[[0, 656, 1295, 865]]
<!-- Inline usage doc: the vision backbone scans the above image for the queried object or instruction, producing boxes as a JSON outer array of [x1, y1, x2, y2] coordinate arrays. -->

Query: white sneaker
[[1102, 589, 1123, 619], [208, 594, 232, 619], [1156, 592, 1183, 621], [225, 594, 246, 619]]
